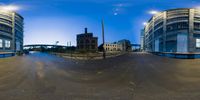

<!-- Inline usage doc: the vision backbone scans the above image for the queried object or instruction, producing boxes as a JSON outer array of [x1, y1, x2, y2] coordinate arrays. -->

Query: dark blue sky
[[1, 0, 200, 45]]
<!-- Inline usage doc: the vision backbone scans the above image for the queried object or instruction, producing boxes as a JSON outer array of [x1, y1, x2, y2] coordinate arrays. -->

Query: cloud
[[112, 3, 132, 16], [113, 3, 132, 7], [114, 12, 118, 16]]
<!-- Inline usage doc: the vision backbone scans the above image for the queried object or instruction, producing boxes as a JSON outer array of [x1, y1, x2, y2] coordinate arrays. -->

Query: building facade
[[102, 39, 131, 52], [0, 10, 23, 52], [140, 29, 145, 51], [144, 8, 200, 53], [118, 39, 131, 51], [77, 28, 98, 52], [103, 42, 122, 52]]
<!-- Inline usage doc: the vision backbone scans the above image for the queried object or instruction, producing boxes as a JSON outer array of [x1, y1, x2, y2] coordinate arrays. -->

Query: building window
[[5, 40, 10, 48], [86, 39, 89, 43], [92, 45, 95, 49], [80, 40, 84, 43], [92, 40, 95, 43], [196, 39, 200, 48], [0, 39, 2, 48]]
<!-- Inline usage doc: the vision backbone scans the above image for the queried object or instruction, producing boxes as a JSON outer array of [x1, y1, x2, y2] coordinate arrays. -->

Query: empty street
[[0, 52, 200, 100]]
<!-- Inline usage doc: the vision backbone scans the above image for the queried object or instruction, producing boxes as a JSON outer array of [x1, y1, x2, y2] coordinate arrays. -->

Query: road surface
[[0, 52, 200, 100]]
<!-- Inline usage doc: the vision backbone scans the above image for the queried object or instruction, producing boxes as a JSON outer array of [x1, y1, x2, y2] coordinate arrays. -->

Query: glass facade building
[[0, 10, 23, 52], [144, 8, 200, 53]]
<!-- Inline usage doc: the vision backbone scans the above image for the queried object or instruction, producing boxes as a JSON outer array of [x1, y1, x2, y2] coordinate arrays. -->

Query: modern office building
[[76, 28, 98, 52], [0, 10, 24, 52], [144, 8, 200, 53]]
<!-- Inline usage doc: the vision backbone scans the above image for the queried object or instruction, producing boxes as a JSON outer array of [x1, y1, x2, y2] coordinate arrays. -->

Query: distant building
[[131, 44, 141, 51], [118, 39, 132, 51], [140, 29, 145, 51], [76, 28, 98, 52], [0, 10, 24, 52], [103, 42, 122, 52], [100, 39, 131, 52]]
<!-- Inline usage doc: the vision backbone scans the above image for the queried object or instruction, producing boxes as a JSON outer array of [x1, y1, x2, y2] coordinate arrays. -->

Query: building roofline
[[145, 8, 195, 26], [1, 10, 24, 20], [14, 12, 24, 19], [164, 8, 193, 12], [77, 33, 93, 35]]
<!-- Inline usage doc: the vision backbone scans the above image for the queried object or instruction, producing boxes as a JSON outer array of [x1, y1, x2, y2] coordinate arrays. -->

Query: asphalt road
[[0, 52, 200, 100]]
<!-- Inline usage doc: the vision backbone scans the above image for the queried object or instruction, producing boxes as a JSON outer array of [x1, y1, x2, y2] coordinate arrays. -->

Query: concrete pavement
[[0, 52, 200, 100]]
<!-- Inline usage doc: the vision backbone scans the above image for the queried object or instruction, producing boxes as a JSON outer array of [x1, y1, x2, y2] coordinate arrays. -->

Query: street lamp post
[[102, 19, 106, 59]]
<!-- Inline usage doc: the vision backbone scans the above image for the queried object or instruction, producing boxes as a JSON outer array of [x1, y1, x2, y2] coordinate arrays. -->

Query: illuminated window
[[0, 39, 2, 48], [5, 40, 10, 48], [196, 39, 200, 48]]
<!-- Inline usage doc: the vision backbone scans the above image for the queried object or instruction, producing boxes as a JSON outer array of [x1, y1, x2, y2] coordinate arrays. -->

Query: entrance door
[[177, 33, 188, 52]]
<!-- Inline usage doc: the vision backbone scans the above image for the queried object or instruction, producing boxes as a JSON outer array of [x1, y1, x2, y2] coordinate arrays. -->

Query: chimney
[[85, 28, 88, 34]]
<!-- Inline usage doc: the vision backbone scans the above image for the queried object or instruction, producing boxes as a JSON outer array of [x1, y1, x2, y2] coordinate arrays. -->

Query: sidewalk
[[51, 52, 127, 60], [0, 52, 15, 58]]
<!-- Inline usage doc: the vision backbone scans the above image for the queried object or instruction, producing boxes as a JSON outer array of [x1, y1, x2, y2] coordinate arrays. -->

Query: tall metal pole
[[102, 19, 106, 59]]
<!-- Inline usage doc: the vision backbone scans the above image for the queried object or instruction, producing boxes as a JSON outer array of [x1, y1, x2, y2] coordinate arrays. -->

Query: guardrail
[[0, 53, 15, 58]]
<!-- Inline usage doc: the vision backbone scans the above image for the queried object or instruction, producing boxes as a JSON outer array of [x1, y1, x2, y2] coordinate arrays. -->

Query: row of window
[[78, 45, 96, 49], [105, 44, 117, 47], [195, 10, 200, 16], [0, 39, 11, 48], [154, 22, 163, 30], [154, 28, 163, 38], [0, 14, 12, 20], [166, 22, 189, 32], [105, 48, 118, 51], [0, 18, 12, 25], [0, 24, 12, 33], [15, 23, 23, 32], [15, 14, 23, 23], [194, 17, 200, 22], [146, 37, 200, 49], [77, 34, 93, 38], [78, 39, 96, 44], [146, 22, 200, 33], [167, 17, 188, 23]]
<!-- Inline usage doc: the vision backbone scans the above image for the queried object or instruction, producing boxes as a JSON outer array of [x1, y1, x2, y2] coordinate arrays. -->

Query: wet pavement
[[0, 52, 200, 100]]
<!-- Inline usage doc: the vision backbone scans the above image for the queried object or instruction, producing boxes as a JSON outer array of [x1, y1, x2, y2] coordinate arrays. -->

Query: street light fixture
[[143, 22, 148, 26], [0, 5, 20, 12], [149, 10, 159, 15]]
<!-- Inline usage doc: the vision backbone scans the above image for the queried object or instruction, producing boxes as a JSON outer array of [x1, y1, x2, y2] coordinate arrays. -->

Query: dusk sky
[[1, 0, 200, 46]]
